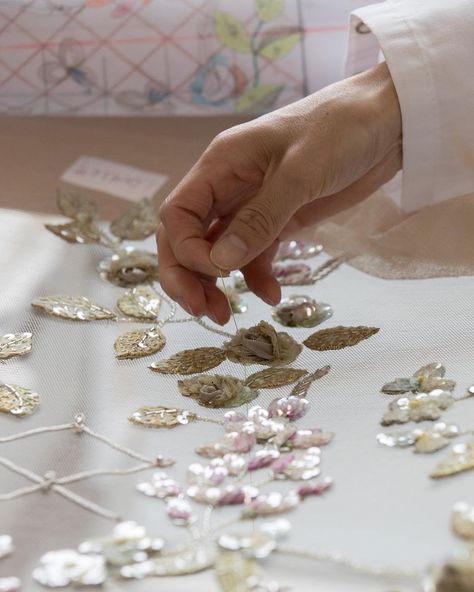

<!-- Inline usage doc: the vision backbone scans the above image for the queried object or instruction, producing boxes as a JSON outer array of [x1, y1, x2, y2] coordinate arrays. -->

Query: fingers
[[209, 174, 303, 272], [159, 165, 218, 278], [241, 242, 280, 306]]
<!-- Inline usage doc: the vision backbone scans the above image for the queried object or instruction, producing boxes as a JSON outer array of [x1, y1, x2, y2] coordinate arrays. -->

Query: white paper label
[[61, 156, 168, 202]]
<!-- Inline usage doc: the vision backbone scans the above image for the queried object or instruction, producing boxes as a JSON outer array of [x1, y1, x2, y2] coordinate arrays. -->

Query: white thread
[[0, 416, 167, 522]]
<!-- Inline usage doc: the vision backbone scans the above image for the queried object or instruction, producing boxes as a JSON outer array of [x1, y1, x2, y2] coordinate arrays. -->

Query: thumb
[[210, 179, 301, 271]]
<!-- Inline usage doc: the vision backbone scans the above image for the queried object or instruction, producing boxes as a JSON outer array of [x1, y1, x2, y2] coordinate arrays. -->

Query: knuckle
[[238, 204, 276, 238]]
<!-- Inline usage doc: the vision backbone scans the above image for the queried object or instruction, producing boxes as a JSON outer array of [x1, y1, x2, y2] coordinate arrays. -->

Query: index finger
[[159, 164, 218, 278]]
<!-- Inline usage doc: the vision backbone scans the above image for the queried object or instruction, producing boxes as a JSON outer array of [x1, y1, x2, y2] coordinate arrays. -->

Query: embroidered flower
[[98, 247, 158, 287], [224, 321, 302, 367], [381, 390, 455, 426], [178, 375, 258, 408], [381, 363, 456, 395], [33, 550, 106, 587]]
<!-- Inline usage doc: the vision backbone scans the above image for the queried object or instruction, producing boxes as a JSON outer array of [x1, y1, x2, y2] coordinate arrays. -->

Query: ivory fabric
[[347, 0, 474, 213], [1, 206, 474, 591]]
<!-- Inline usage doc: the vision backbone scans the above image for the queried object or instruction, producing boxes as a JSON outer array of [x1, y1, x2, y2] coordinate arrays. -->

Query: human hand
[[157, 62, 402, 324]]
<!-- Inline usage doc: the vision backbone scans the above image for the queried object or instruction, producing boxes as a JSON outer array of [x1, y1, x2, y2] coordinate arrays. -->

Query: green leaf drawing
[[260, 32, 302, 60], [256, 0, 284, 21], [236, 83, 283, 113], [215, 11, 252, 53]]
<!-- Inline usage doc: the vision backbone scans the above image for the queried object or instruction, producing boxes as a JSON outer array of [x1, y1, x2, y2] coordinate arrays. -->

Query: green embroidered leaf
[[260, 32, 301, 60], [256, 0, 284, 21], [215, 11, 252, 53], [236, 84, 283, 113], [215, 551, 261, 592]]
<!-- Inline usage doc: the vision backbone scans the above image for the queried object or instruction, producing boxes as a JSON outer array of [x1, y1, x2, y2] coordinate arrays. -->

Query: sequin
[[242, 491, 300, 519], [381, 390, 455, 426], [286, 428, 334, 449], [431, 441, 474, 479], [116, 286, 161, 320], [297, 477, 333, 499], [0, 383, 40, 416], [98, 247, 159, 287], [45, 219, 102, 245], [0, 332, 32, 360], [114, 327, 166, 360], [377, 423, 460, 453], [268, 396, 309, 421], [32, 550, 107, 587], [57, 192, 97, 220], [303, 325, 379, 351], [150, 347, 226, 375], [109, 198, 159, 241], [166, 496, 195, 526], [272, 448, 321, 481], [128, 405, 197, 429], [137, 472, 182, 499], [0, 577, 21, 592], [178, 375, 258, 408], [275, 240, 322, 261], [452, 502, 474, 540], [187, 483, 258, 506], [0, 536, 13, 559], [272, 295, 333, 328], [224, 321, 302, 367], [272, 263, 313, 286], [196, 428, 256, 459], [381, 363, 456, 395], [79, 521, 164, 568], [32, 295, 116, 321]]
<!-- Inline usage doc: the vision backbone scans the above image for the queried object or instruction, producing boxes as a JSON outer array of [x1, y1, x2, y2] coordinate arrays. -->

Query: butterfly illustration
[[116, 80, 170, 111], [38, 38, 98, 92]]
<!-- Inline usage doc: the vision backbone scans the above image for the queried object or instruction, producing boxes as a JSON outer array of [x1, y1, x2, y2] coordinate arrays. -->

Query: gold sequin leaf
[[290, 365, 331, 398], [110, 198, 159, 241], [430, 441, 474, 479], [32, 296, 117, 321], [303, 325, 379, 351], [0, 383, 40, 416], [57, 192, 98, 221], [116, 286, 161, 320], [452, 502, 474, 540], [45, 219, 102, 245], [244, 367, 308, 389], [0, 332, 32, 360], [114, 328, 166, 360], [215, 551, 261, 592], [149, 347, 226, 375], [128, 405, 198, 429]]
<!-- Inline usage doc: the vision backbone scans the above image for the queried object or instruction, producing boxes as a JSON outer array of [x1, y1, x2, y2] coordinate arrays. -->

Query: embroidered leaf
[[215, 11, 252, 53], [45, 219, 102, 244], [245, 367, 308, 389], [260, 32, 301, 60], [128, 405, 198, 429], [256, 0, 284, 20], [114, 328, 166, 360], [0, 383, 40, 416], [236, 84, 283, 113], [57, 192, 97, 220], [32, 296, 117, 321], [215, 551, 261, 592], [110, 198, 159, 240], [117, 286, 161, 320], [150, 347, 226, 375], [303, 326, 379, 351], [0, 332, 32, 360], [290, 365, 331, 398], [430, 441, 474, 479]]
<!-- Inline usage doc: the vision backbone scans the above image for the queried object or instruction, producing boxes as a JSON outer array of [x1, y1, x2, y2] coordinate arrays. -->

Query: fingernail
[[207, 307, 219, 324], [180, 300, 195, 316], [210, 234, 248, 271]]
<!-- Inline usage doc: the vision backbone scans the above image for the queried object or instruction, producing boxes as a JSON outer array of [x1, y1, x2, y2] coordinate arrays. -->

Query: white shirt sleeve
[[346, 0, 474, 213]]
